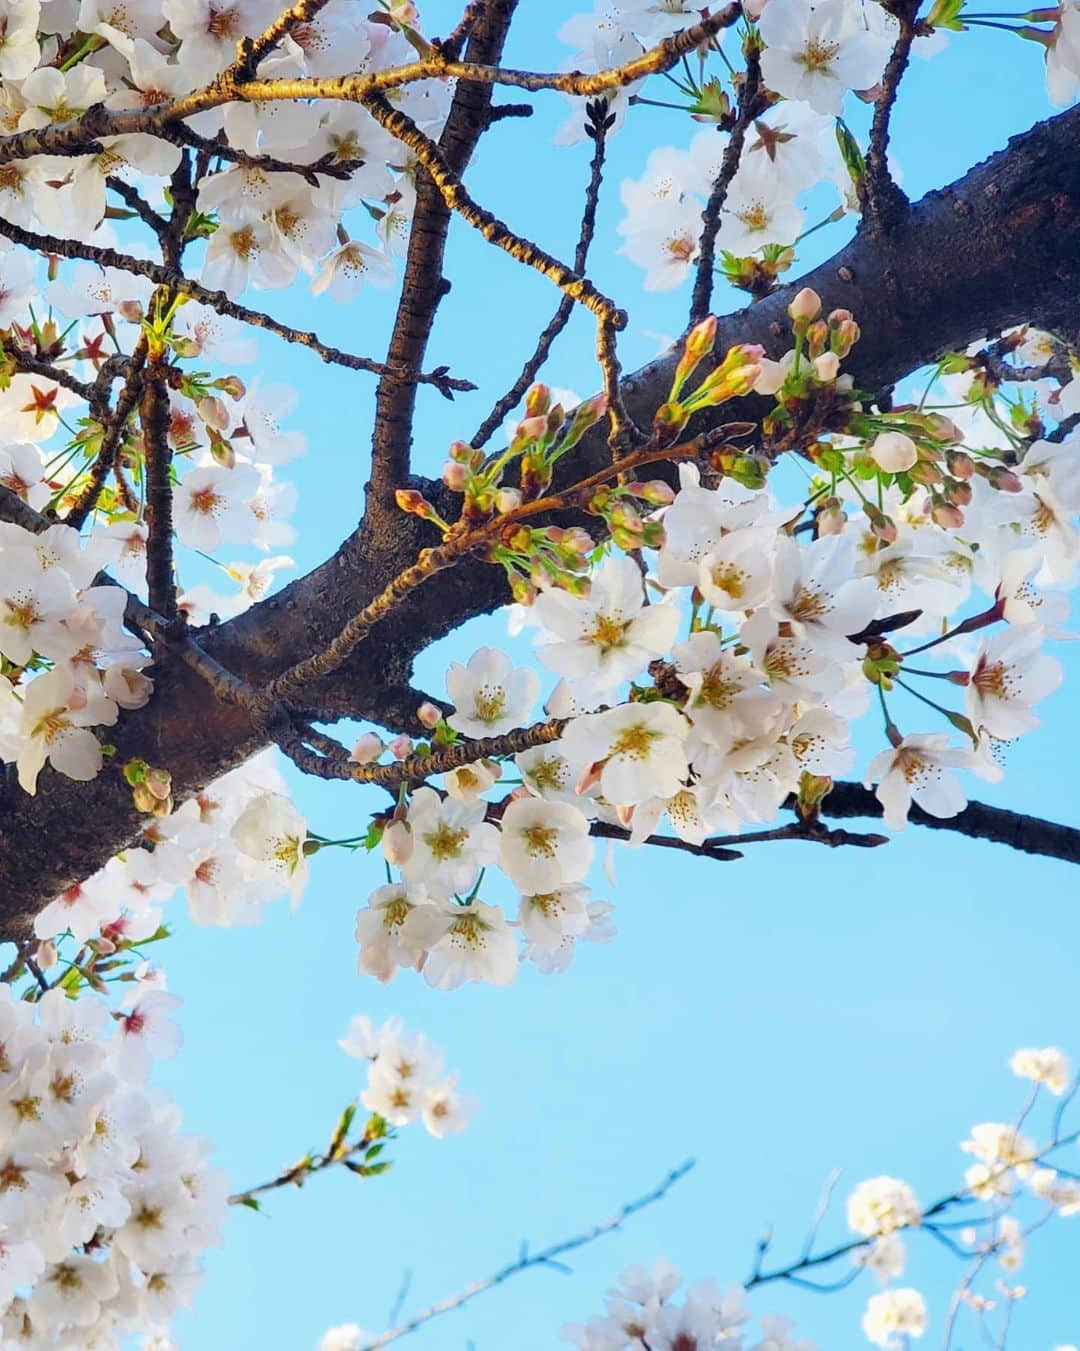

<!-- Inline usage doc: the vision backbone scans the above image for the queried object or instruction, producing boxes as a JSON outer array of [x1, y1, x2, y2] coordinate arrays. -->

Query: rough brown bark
[[2, 104, 1078, 931]]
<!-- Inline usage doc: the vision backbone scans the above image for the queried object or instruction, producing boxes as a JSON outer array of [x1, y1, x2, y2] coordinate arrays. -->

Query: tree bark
[[2, 104, 1078, 931]]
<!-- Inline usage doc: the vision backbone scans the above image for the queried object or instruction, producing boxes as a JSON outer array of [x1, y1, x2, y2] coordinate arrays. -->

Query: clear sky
[[149, 5, 1080, 1348]]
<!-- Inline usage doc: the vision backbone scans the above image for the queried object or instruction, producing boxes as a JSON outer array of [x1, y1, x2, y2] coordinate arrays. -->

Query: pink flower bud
[[990, 466, 1023, 493], [807, 321, 829, 358], [197, 395, 230, 431], [831, 319, 861, 357], [632, 479, 676, 506], [813, 352, 841, 383], [870, 431, 919, 474], [512, 414, 548, 447], [116, 300, 144, 323], [448, 439, 474, 463], [388, 733, 414, 760], [36, 939, 58, 970], [382, 819, 413, 866], [442, 460, 469, 491], [524, 383, 551, 417], [932, 501, 965, 529], [496, 487, 523, 513], [946, 448, 975, 479], [349, 732, 384, 764], [416, 701, 442, 729], [788, 287, 822, 324]]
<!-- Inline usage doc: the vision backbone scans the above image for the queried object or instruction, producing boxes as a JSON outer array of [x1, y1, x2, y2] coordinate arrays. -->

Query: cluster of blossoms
[[31, 751, 310, 944], [564, 1046, 1078, 1350], [0, 0, 447, 299], [339, 1014, 475, 1139], [0, 979, 225, 1349], [560, 1257, 813, 1350], [359, 298, 1073, 990], [0, 521, 152, 794], [560, 0, 1080, 293]]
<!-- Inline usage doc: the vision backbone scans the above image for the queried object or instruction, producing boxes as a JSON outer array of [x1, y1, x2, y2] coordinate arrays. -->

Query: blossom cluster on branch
[[0, 0, 1077, 1346]]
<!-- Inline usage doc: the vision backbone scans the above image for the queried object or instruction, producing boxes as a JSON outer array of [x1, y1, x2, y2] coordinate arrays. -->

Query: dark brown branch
[[2, 347, 98, 405], [366, 0, 517, 520], [63, 342, 147, 530], [689, 46, 763, 325], [155, 123, 361, 188], [107, 177, 167, 242], [140, 355, 178, 621], [471, 96, 612, 450], [816, 782, 1080, 865], [0, 217, 474, 396], [863, 3, 919, 234]]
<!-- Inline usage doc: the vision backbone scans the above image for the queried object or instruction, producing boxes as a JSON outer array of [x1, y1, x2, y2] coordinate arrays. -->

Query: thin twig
[[689, 45, 763, 325], [359, 1161, 695, 1350], [0, 217, 473, 397], [471, 96, 614, 450]]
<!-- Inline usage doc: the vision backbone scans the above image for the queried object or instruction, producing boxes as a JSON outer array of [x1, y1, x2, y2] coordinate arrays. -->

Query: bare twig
[[471, 96, 614, 450], [359, 1160, 695, 1350], [0, 218, 473, 396], [689, 45, 763, 325]]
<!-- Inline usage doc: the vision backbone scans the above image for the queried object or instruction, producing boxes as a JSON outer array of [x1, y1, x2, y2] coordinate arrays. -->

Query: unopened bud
[[909, 459, 943, 486], [395, 488, 433, 518], [36, 939, 58, 970], [197, 395, 230, 432], [946, 478, 973, 506], [496, 487, 523, 513], [946, 448, 975, 479], [116, 300, 144, 323], [132, 782, 159, 813], [349, 732, 384, 764], [932, 501, 965, 529], [382, 819, 413, 866], [524, 383, 550, 417], [870, 431, 918, 474], [813, 351, 840, 383], [670, 313, 718, 399], [925, 413, 963, 444], [448, 439, 473, 463], [442, 459, 469, 490], [388, 733, 414, 760], [629, 479, 676, 506], [511, 414, 548, 449], [416, 701, 442, 729], [865, 505, 898, 543], [989, 466, 1023, 493], [830, 318, 861, 358], [788, 286, 822, 326], [806, 321, 829, 358]]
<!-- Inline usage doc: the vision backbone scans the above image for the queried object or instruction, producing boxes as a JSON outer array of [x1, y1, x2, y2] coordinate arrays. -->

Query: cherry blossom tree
[[0, 0, 1078, 1346]]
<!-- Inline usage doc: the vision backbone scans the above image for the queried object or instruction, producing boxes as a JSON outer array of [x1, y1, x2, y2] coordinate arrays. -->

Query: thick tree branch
[[1, 107, 1078, 928], [816, 782, 1080, 865]]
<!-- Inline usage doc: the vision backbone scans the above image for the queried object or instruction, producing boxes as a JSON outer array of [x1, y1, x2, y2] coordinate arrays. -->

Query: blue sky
[[149, 5, 1080, 1348]]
